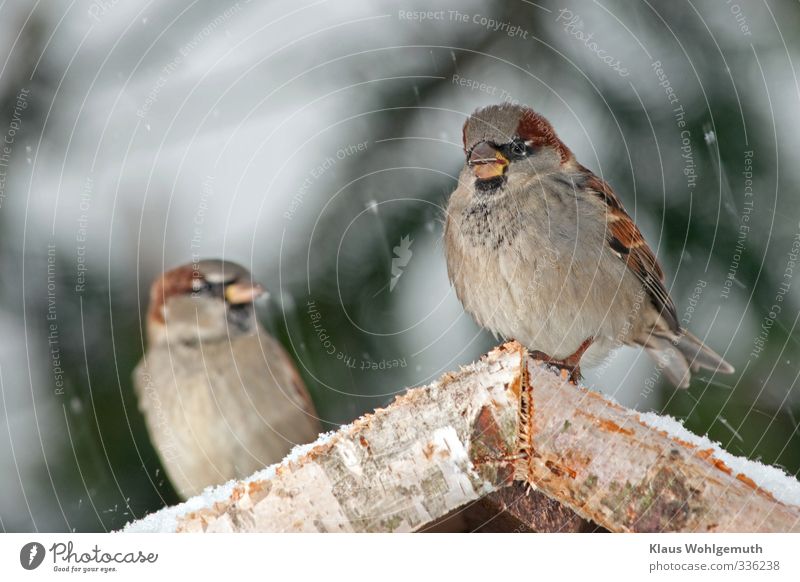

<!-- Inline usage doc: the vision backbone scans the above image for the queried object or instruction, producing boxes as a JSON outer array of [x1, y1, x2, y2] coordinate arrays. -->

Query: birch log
[[126, 342, 800, 533]]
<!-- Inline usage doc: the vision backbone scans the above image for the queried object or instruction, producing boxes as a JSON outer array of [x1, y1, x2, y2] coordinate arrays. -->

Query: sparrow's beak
[[224, 281, 266, 305], [468, 141, 508, 180]]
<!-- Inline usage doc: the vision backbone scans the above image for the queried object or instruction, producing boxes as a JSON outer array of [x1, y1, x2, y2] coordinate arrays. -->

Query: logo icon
[[20, 542, 45, 570], [389, 235, 414, 292]]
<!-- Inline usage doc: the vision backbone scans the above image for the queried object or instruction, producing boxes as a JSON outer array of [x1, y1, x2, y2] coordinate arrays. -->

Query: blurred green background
[[1, 0, 799, 531]]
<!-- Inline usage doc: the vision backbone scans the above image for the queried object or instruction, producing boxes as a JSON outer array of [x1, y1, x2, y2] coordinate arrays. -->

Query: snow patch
[[121, 429, 341, 532], [121, 478, 238, 533], [639, 412, 800, 507]]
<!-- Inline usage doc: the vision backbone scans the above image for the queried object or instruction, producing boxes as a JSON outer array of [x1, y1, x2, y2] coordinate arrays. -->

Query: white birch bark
[[125, 342, 800, 533]]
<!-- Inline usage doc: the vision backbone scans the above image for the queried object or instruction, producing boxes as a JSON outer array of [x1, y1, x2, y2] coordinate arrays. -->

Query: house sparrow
[[444, 104, 734, 387], [134, 259, 320, 499]]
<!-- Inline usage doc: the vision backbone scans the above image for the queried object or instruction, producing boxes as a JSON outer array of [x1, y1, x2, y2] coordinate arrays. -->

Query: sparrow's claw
[[530, 337, 592, 385]]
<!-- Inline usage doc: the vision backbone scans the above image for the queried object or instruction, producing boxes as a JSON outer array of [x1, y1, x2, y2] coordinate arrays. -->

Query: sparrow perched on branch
[[134, 259, 320, 499], [444, 104, 734, 387]]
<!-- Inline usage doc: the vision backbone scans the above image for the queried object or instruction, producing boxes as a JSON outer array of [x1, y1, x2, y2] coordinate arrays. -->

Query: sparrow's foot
[[530, 349, 552, 362], [530, 337, 593, 385]]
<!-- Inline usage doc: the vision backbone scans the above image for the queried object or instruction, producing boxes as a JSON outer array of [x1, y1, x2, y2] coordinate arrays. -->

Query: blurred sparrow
[[444, 104, 734, 387], [134, 259, 320, 499]]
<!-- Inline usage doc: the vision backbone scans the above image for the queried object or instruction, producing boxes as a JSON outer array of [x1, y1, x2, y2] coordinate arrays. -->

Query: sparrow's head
[[146, 259, 266, 346], [462, 103, 572, 193]]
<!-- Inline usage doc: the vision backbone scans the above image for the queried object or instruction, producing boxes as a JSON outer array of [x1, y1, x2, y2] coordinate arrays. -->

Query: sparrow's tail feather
[[643, 330, 735, 389], [644, 336, 692, 389], [674, 330, 735, 374]]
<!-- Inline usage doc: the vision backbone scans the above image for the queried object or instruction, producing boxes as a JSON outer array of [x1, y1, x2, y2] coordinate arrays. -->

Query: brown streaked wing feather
[[268, 333, 319, 419], [581, 169, 679, 331]]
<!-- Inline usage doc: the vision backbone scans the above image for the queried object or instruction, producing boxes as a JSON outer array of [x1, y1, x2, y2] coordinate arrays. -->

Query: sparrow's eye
[[191, 278, 212, 294], [510, 139, 527, 157]]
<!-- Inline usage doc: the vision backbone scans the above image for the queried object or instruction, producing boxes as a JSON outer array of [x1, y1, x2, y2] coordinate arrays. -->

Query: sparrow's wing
[[234, 329, 321, 434], [580, 168, 680, 332]]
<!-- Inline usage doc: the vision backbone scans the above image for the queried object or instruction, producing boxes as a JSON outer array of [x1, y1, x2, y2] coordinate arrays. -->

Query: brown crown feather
[[515, 108, 572, 164], [147, 265, 197, 324]]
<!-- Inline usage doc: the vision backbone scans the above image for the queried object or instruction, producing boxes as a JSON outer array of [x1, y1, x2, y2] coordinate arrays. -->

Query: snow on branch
[[125, 342, 800, 533]]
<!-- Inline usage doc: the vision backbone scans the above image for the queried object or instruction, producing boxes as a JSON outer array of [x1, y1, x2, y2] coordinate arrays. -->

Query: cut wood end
[[516, 362, 800, 532]]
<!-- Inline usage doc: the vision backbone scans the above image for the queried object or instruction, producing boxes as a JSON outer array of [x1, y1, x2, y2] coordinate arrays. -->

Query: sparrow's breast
[[445, 176, 643, 362]]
